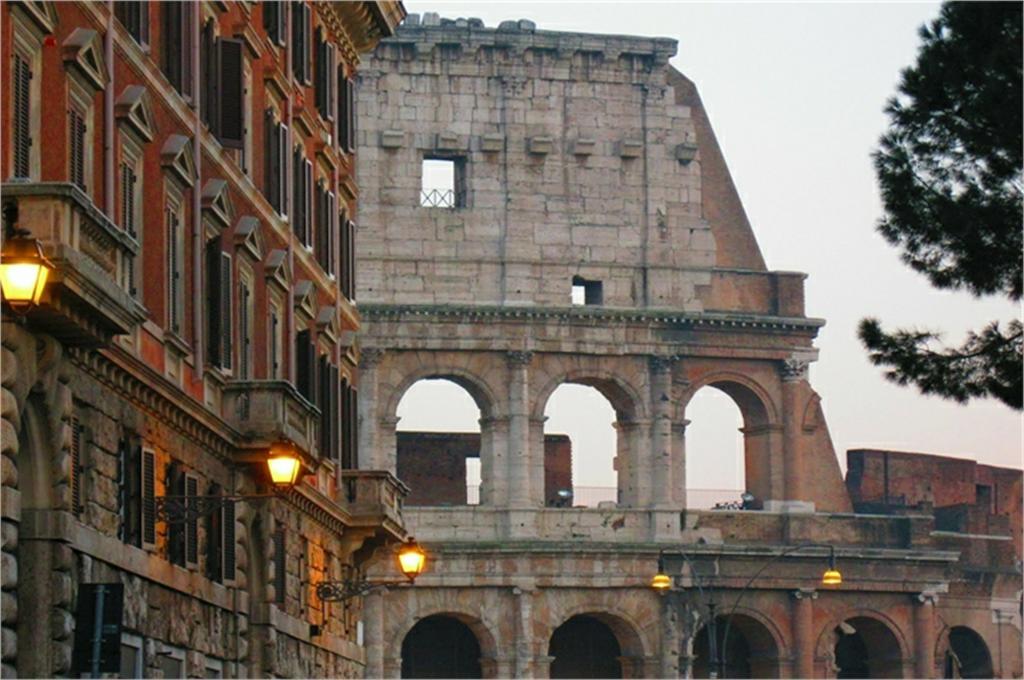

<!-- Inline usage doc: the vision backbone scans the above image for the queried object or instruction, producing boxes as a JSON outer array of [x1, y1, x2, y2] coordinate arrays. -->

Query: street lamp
[[652, 543, 842, 678], [315, 537, 429, 602], [0, 202, 53, 314], [154, 443, 304, 524]]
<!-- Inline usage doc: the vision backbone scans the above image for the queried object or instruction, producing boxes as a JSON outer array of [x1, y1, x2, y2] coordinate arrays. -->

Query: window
[[318, 356, 339, 461], [157, 643, 185, 679], [68, 106, 87, 191], [71, 417, 83, 517], [204, 482, 235, 584], [571, 276, 603, 306], [421, 157, 465, 208], [118, 432, 142, 546], [295, 329, 315, 401], [263, 110, 287, 215], [293, 147, 312, 246], [340, 214, 355, 300], [204, 658, 224, 679], [119, 633, 144, 679], [120, 135, 144, 297], [273, 528, 286, 604], [238, 277, 253, 379], [314, 28, 335, 122], [291, 2, 311, 84], [166, 464, 198, 569], [165, 199, 185, 335], [114, 2, 149, 45], [269, 301, 283, 379], [315, 181, 336, 275], [161, 2, 193, 98], [206, 240, 233, 370], [338, 69, 354, 153], [11, 51, 33, 179], [263, 1, 285, 46], [341, 379, 357, 469], [200, 21, 245, 150]]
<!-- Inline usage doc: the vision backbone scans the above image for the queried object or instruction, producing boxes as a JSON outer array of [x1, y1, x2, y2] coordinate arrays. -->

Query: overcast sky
[[395, 2, 1023, 494]]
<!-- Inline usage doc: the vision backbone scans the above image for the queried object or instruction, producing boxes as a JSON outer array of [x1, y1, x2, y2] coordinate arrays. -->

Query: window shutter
[[217, 38, 245, 149], [346, 384, 358, 469], [263, 1, 281, 44], [292, 146, 304, 240], [142, 449, 156, 548], [220, 252, 233, 371], [330, 364, 339, 463], [119, 434, 143, 546], [273, 528, 286, 604], [13, 54, 31, 178], [318, 355, 329, 455], [314, 28, 325, 115], [302, 4, 311, 83], [167, 210, 179, 333], [344, 78, 355, 153], [168, 463, 185, 566], [296, 329, 312, 400], [71, 418, 83, 516], [304, 160, 313, 246], [200, 20, 217, 130], [314, 182, 324, 268], [264, 110, 278, 211], [291, 2, 303, 81], [270, 311, 279, 379], [326, 44, 335, 122], [161, 4, 180, 89], [340, 380, 350, 468], [278, 123, 289, 216], [69, 109, 86, 190], [337, 67, 350, 153], [185, 475, 198, 566], [222, 497, 235, 582], [206, 240, 223, 366], [239, 283, 248, 378], [327, 192, 336, 276]]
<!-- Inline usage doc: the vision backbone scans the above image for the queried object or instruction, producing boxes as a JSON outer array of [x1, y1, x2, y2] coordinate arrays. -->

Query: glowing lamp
[[266, 442, 302, 488], [821, 549, 842, 586], [651, 555, 672, 591], [397, 538, 427, 582], [0, 234, 52, 312]]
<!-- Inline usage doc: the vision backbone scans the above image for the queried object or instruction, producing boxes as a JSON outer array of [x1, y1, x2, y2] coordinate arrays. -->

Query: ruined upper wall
[[355, 15, 786, 313]]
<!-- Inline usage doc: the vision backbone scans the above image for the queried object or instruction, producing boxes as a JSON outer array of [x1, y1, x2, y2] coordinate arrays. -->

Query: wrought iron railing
[[420, 188, 461, 208]]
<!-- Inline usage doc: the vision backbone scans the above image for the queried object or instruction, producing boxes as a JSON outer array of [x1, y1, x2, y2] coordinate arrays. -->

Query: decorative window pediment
[[315, 306, 339, 344], [15, 1, 57, 35], [161, 134, 197, 187], [264, 249, 289, 292], [293, 280, 316, 319], [233, 216, 263, 261], [201, 179, 234, 228], [115, 85, 155, 143], [62, 28, 106, 91], [264, 68, 289, 102]]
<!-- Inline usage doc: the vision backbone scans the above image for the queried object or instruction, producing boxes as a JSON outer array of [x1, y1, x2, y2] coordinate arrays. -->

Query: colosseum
[[352, 14, 1022, 679]]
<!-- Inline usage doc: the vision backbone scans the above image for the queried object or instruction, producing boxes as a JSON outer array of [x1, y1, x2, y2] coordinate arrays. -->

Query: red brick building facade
[[1, 1, 404, 677]]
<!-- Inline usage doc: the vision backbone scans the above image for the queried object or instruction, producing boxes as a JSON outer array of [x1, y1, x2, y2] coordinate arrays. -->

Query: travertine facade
[[354, 14, 1022, 679]]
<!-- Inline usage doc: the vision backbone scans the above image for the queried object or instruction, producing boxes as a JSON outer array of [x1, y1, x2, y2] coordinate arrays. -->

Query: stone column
[[363, 590, 386, 679], [478, 416, 508, 506], [357, 348, 385, 470], [780, 356, 809, 503], [914, 592, 938, 679], [513, 587, 537, 678], [672, 420, 689, 508], [506, 352, 534, 509], [791, 589, 817, 679], [613, 420, 639, 507], [659, 591, 683, 679], [649, 356, 676, 509]]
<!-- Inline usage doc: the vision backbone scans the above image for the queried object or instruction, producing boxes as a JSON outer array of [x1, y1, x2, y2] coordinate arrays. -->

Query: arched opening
[[396, 378, 484, 506], [944, 626, 994, 678], [684, 387, 746, 509], [834, 617, 904, 678], [683, 379, 773, 508], [549, 615, 623, 679], [691, 614, 780, 678], [543, 384, 618, 507], [401, 615, 483, 679]]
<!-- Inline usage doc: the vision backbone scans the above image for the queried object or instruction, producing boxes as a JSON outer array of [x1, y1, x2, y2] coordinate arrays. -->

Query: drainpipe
[[639, 81, 650, 308], [104, 2, 115, 218], [192, 5, 204, 378], [286, 6, 295, 384]]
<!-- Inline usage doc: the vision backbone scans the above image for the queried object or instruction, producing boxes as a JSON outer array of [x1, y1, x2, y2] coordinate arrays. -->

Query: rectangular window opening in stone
[[421, 157, 465, 208], [571, 276, 603, 306]]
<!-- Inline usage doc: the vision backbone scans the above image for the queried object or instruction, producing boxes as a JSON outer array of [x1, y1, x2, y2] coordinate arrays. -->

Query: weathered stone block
[[527, 136, 554, 155], [570, 138, 596, 156], [674, 142, 698, 164]]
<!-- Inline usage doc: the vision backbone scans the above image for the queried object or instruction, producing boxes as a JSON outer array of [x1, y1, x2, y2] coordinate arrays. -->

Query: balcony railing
[[222, 380, 320, 454], [419, 188, 461, 209], [3, 182, 146, 345], [340, 470, 409, 539]]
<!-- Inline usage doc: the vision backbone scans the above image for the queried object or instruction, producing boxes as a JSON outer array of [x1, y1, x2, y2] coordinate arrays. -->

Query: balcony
[[3, 182, 146, 346], [222, 379, 320, 455], [339, 470, 408, 540]]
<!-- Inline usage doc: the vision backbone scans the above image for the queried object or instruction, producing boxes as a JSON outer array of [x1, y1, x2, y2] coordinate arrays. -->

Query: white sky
[[395, 1, 1023, 490]]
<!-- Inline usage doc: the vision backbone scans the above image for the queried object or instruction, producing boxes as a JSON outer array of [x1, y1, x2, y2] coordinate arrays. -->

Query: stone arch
[[814, 609, 911, 679], [389, 608, 500, 677], [545, 607, 650, 679], [385, 365, 500, 421], [936, 625, 994, 679], [679, 370, 782, 505], [533, 368, 647, 423], [692, 607, 788, 678]]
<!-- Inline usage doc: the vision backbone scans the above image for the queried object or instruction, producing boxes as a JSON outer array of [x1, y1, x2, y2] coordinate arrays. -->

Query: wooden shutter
[[13, 53, 31, 178], [338, 67, 351, 153], [200, 20, 217, 130], [220, 252, 233, 371], [314, 28, 326, 116], [273, 528, 286, 604], [161, 4, 182, 90], [330, 364, 339, 463], [185, 475, 198, 566], [345, 384, 358, 469], [291, 2, 304, 81], [314, 182, 325, 268], [296, 329, 312, 400], [206, 239, 223, 366], [270, 310, 279, 378], [119, 434, 143, 546], [223, 495, 235, 582], [71, 418, 83, 516], [263, 1, 283, 44], [326, 44, 335, 121], [239, 282, 249, 378], [292, 146, 304, 240], [142, 448, 156, 548], [69, 108, 86, 190], [264, 109, 278, 211], [116, 2, 148, 44], [278, 123, 289, 216], [218, 38, 244, 149], [318, 355, 329, 455], [167, 209, 180, 333], [167, 463, 185, 566], [304, 160, 313, 246]]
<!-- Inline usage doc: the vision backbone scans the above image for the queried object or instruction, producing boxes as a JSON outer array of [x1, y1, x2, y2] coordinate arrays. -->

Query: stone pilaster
[[505, 351, 534, 509], [791, 588, 817, 679], [649, 356, 676, 509], [513, 586, 537, 677], [357, 348, 385, 470], [914, 591, 938, 679], [363, 589, 386, 678]]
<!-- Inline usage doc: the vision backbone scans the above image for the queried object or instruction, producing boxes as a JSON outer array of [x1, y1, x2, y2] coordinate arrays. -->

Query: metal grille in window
[[420, 188, 462, 209]]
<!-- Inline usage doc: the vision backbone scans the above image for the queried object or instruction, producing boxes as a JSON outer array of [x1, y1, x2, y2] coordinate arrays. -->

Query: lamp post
[[0, 201, 53, 314], [652, 543, 842, 678], [154, 442, 305, 524], [315, 537, 428, 602]]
